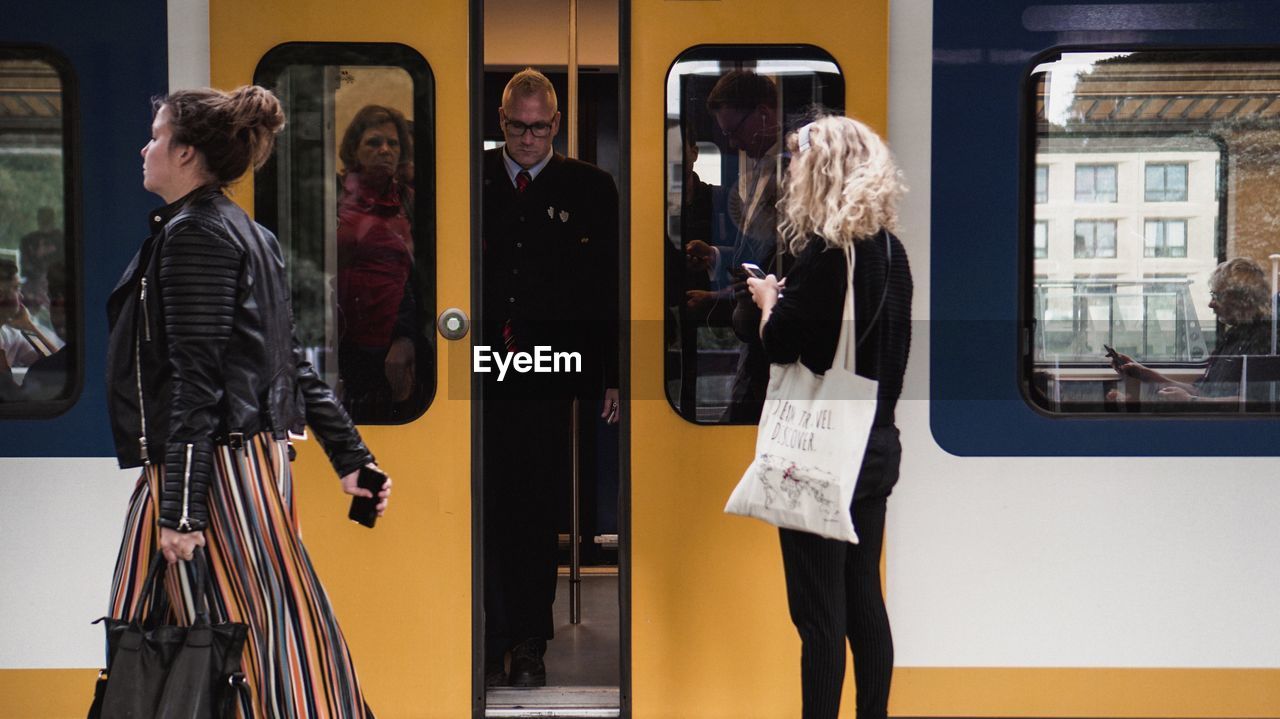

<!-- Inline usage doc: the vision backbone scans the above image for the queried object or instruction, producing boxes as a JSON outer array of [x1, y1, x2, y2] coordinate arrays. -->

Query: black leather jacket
[[106, 186, 373, 532]]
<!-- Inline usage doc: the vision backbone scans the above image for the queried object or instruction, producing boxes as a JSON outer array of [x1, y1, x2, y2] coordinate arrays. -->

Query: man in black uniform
[[482, 67, 619, 688]]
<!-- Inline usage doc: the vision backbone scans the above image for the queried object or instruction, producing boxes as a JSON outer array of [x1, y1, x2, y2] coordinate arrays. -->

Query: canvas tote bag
[[725, 243, 879, 543]]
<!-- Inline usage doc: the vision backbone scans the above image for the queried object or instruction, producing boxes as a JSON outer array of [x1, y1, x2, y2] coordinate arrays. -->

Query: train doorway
[[472, 1, 628, 716]]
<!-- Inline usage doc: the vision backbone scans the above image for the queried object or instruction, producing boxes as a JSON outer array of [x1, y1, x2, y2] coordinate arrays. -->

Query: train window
[[664, 45, 843, 424], [1025, 49, 1280, 414], [254, 44, 435, 424], [0, 49, 78, 415]]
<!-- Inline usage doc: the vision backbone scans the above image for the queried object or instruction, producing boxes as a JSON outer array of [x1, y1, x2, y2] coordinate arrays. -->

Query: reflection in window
[[1034, 221, 1048, 258], [256, 47, 435, 424], [0, 52, 74, 409], [1035, 165, 1048, 203], [1074, 220, 1116, 258], [1026, 50, 1280, 414], [1075, 164, 1117, 203], [1144, 219, 1187, 258], [664, 47, 843, 424], [1145, 163, 1188, 202]]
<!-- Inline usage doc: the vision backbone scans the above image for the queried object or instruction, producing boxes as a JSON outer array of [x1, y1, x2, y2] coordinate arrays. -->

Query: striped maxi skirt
[[107, 433, 372, 719]]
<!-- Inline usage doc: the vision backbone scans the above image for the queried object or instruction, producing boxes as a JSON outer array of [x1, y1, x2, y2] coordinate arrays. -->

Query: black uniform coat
[[481, 148, 619, 398], [481, 147, 620, 651]]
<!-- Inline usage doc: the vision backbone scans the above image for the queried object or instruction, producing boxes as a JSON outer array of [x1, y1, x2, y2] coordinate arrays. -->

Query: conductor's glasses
[[504, 119, 554, 138]]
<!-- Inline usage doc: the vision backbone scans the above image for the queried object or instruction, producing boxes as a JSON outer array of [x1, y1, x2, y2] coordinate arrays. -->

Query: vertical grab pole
[[567, 0, 582, 626], [567, 0, 579, 159], [570, 398, 582, 624], [1269, 254, 1279, 355]]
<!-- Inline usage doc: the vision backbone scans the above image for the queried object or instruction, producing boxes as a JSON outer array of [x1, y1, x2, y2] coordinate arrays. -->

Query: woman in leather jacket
[[747, 116, 912, 719], [104, 86, 390, 718]]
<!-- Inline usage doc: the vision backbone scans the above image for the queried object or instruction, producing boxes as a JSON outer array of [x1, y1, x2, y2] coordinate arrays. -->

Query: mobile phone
[[1103, 343, 1118, 359], [741, 262, 766, 279], [348, 466, 387, 529]]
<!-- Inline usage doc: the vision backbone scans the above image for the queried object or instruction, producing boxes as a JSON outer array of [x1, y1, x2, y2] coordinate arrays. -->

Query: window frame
[[1034, 164, 1049, 203], [1145, 161, 1189, 202], [1033, 220, 1049, 258], [1074, 163, 1118, 203], [1073, 219, 1118, 258], [253, 42, 437, 424], [1020, 46, 1255, 419], [662, 43, 845, 425], [0, 45, 82, 419], [1143, 218, 1188, 258]]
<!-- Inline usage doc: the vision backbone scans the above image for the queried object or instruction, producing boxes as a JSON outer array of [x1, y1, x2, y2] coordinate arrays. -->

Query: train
[[2, 0, 1279, 717]]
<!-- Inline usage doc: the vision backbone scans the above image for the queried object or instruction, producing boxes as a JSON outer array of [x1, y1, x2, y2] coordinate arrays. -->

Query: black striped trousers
[[779, 496, 892, 719]]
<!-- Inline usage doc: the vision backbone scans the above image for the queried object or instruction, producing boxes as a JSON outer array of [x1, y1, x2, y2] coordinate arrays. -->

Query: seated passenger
[[0, 258, 62, 369], [1109, 257, 1272, 402], [14, 262, 69, 400]]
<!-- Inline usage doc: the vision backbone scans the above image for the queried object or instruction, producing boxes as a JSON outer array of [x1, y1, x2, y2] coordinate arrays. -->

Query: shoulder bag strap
[[855, 229, 892, 349], [833, 245, 858, 372]]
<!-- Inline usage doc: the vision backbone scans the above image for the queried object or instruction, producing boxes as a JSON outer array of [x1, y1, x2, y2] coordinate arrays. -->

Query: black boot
[[508, 638, 547, 687]]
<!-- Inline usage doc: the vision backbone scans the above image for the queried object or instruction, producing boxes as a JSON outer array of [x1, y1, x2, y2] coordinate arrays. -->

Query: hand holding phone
[[741, 262, 766, 279], [348, 466, 389, 529]]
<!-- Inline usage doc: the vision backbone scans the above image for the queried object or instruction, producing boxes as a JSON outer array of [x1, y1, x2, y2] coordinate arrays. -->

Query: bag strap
[[131, 547, 216, 626], [833, 245, 858, 372], [129, 554, 169, 624], [855, 229, 893, 349]]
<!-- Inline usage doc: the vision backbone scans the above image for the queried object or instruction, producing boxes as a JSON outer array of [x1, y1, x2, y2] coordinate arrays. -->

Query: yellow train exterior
[[4, 0, 1280, 717]]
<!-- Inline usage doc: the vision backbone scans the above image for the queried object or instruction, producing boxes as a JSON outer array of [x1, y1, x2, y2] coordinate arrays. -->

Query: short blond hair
[[502, 68, 558, 114], [777, 115, 905, 254]]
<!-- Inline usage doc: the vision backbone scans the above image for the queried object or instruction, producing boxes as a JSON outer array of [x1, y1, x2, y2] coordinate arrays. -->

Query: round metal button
[[436, 307, 471, 341]]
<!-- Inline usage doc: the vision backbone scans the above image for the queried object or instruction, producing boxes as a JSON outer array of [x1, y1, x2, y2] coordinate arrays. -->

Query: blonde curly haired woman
[[747, 115, 913, 719]]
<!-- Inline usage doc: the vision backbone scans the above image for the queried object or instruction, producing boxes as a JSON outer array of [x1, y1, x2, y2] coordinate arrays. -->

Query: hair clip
[[797, 122, 816, 152]]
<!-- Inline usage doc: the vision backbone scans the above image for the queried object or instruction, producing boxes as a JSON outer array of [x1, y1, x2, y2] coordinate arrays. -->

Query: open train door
[[216, 1, 475, 716], [628, 1, 889, 716]]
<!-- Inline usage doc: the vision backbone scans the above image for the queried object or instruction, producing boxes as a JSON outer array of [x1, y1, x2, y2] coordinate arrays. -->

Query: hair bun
[[228, 85, 286, 134]]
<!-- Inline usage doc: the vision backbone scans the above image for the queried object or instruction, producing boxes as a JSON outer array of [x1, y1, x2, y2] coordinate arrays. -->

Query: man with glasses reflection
[[685, 70, 785, 423], [686, 70, 782, 296], [481, 67, 619, 688]]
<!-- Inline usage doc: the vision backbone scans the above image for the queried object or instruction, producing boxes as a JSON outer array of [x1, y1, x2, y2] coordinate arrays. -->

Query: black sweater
[[761, 231, 913, 428]]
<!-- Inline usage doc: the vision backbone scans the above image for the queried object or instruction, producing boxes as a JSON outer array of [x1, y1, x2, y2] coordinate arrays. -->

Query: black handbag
[[88, 547, 249, 719]]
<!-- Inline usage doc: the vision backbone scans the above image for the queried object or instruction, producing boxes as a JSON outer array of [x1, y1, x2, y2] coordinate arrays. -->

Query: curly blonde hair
[[777, 115, 905, 254]]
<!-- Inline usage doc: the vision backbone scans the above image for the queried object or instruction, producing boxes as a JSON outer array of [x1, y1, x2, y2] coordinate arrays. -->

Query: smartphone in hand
[[741, 262, 766, 279], [349, 466, 388, 529]]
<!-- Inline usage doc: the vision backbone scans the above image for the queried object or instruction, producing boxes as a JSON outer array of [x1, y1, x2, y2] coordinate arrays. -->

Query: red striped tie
[[502, 319, 518, 354], [516, 170, 531, 194]]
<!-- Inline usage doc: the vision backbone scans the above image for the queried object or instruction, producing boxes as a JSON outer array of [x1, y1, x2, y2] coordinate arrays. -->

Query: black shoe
[[485, 653, 507, 687], [508, 638, 546, 687]]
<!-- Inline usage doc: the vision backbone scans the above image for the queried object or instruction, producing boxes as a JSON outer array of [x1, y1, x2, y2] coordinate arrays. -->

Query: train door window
[[254, 44, 435, 423], [1025, 49, 1280, 414], [664, 45, 843, 424], [0, 48, 78, 414]]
